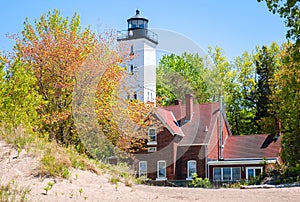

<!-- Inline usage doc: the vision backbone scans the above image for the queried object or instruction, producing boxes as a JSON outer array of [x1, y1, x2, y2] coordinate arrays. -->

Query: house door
[[246, 167, 262, 180]]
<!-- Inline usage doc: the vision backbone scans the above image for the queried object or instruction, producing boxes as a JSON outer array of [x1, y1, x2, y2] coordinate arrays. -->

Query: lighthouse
[[117, 10, 158, 103]]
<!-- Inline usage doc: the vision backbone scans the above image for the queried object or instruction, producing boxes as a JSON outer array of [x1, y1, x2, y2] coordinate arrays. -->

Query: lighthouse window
[[130, 65, 134, 75], [130, 46, 134, 55], [131, 20, 137, 28], [137, 20, 144, 28]]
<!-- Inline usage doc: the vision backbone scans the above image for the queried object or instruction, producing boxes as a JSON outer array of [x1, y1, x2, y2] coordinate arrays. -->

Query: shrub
[[189, 173, 212, 188], [39, 146, 71, 179], [283, 164, 300, 183], [109, 176, 120, 184]]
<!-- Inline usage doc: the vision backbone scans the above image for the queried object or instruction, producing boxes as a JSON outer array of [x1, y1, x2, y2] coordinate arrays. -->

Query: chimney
[[185, 94, 193, 121], [174, 99, 182, 105], [274, 117, 282, 138]]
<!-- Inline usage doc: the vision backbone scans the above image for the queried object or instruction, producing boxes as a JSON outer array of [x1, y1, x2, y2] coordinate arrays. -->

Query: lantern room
[[127, 10, 148, 30]]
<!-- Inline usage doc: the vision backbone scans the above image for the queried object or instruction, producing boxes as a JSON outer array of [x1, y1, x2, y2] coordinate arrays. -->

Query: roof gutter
[[207, 158, 278, 166]]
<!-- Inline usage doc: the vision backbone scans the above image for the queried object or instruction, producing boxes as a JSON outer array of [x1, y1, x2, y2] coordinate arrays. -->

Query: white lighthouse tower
[[117, 10, 158, 102]]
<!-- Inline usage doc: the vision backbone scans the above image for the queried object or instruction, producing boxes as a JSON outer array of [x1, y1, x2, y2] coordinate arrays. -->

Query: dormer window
[[147, 128, 157, 145]]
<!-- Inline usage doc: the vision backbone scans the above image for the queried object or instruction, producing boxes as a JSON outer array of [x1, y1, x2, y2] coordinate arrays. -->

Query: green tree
[[0, 57, 42, 131], [258, 0, 300, 167], [230, 51, 257, 135], [206, 47, 258, 136], [0, 53, 6, 120], [206, 46, 234, 102], [157, 53, 209, 105], [254, 42, 281, 133], [257, 0, 300, 44]]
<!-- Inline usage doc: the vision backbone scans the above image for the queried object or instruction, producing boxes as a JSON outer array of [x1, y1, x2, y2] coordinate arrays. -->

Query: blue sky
[[0, 0, 287, 61]]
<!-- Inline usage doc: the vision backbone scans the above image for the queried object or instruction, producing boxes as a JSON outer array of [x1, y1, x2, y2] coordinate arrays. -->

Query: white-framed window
[[148, 147, 157, 152], [187, 160, 197, 180], [213, 167, 241, 181], [213, 167, 222, 181], [157, 160, 166, 180], [246, 167, 262, 180], [147, 128, 157, 145], [232, 167, 241, 181], [223, 167, 231, 181], [139, 161, 147, 178]]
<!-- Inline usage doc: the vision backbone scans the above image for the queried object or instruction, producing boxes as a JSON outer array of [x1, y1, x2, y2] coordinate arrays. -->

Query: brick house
[[134, 94, 282, 182]]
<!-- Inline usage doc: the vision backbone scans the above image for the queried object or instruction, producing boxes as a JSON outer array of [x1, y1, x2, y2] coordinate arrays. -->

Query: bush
[[39, 146, 71, 179], [189, 173, 212, 188], [284, 163, 300, 183]]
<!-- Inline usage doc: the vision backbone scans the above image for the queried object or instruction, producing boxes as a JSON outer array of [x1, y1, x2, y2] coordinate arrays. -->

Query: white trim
[[156, 160, 167, 180], [170, 112, 184, 136], [178, 143, 209, 146], [156, 177, 167, 181], [147, 142, 157, 146], [139, 161, 147, 178], [246, 166, 263, 180], [208, 159, 277, 166], [214, 157, 278, 161], [186, 160, 197, 180]]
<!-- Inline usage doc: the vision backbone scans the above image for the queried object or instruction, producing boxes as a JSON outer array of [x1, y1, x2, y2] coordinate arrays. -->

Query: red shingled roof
[[162, 102, 221, 145], [222, 134, 281, 159]]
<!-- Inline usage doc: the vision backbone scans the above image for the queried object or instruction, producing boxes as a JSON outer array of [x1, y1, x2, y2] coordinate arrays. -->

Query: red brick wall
[[175, 145, 206, 179], [207, 114, 230, 160], [134, 127, 182, 180], [207, 119, 219, 160]]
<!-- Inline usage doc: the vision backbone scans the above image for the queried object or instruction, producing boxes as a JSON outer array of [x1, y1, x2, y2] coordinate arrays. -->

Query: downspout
[[219, 96, 223, 160], [205, 145, 208, 179]]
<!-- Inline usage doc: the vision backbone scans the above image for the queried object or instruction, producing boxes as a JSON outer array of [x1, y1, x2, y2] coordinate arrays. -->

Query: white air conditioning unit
[[148, 147, 157, 152]]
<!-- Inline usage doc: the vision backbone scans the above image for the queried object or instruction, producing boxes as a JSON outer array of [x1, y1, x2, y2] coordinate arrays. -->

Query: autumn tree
[[94, 62, 156, 155], [15, 9, 96, 147], [271, 43, 300, 166]]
